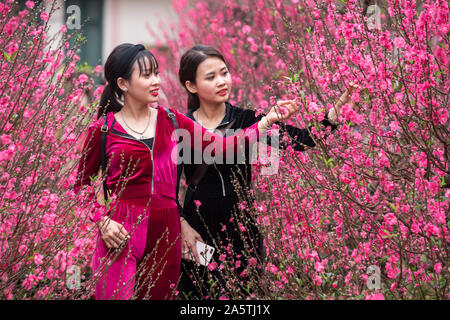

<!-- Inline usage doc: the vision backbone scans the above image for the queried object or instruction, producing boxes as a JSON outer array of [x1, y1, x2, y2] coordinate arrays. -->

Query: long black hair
[[97, 43, 159, 119], [178, 45, 227, 111]]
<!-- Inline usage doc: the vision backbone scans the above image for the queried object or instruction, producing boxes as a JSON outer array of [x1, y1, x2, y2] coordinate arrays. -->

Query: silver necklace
[[121, 110, 152, 140], [195, 110, 220, 130]]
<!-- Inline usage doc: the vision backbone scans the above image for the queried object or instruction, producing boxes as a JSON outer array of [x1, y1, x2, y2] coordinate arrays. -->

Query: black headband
[[114, 44, 146, 82]]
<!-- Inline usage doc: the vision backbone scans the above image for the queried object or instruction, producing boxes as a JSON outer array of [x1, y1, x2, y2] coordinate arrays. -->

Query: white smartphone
[[193, 241, 215, 266]]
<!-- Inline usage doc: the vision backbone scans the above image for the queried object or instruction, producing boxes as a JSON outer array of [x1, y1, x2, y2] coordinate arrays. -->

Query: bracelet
[[327, 107, 339, 126], [261, 116, 271, 130]]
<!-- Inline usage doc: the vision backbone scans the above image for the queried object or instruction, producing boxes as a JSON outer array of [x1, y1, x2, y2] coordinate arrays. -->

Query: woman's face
[[189, 57, 232, 107], [120, 57, 160, 105]]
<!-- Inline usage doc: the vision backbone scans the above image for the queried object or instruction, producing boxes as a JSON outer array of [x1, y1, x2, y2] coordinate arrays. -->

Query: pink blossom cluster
[[0, 1, 98, 299], [158, 0, 449, 299]]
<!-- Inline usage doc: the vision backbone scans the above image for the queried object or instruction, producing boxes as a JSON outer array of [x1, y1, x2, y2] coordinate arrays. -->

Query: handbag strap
[[100, 113, 109, 202], [164, 109, 181, 201]]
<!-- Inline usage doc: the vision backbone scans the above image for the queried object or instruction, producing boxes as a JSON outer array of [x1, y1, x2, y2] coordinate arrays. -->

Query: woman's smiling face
[[120, 56, 161, 105], [188, 57, 232, 107]]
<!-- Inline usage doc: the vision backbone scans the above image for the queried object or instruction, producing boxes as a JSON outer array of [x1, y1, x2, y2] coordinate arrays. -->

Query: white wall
[[46, 0, 65, 49], [103, 0, 178, 63], [46, 0, 178, 64]]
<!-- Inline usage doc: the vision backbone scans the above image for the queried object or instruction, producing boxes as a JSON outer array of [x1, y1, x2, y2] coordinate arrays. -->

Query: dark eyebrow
[[142, 68, 159, 75], [204, 66, 228, 76]]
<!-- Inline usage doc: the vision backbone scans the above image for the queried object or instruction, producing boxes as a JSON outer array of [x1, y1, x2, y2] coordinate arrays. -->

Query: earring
[[123, 88, 128, 92]]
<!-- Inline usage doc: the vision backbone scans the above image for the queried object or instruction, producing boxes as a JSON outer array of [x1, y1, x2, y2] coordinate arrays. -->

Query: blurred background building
[[43, 0, 178, 73]]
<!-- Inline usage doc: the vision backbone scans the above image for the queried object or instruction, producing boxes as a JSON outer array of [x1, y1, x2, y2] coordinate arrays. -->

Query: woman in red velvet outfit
[[74, 43, 298, 300]]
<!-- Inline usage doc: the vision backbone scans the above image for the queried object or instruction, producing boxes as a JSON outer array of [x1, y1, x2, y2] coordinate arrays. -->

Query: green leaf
[[90, 101, 99, 113], [296, 221, 305, 227], [3, 51, 10, 61], [10, 50, 18, 61], [319, 155, 334, 168], [381, 229, 397, 239], [105, 196, 113, 210], [389, 202, 398, 213]]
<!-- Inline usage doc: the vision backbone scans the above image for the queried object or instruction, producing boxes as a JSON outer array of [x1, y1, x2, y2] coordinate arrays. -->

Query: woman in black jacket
[[177, 45, 359, 299]]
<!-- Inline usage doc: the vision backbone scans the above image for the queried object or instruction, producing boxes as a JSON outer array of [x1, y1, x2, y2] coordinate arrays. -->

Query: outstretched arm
[[174, 100, 299, 157], [327, 82, 361, 124], [258, 83, 360, 151]]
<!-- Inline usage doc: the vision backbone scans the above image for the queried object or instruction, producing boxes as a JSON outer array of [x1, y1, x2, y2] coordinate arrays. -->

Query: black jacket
[[177, 102, 337, 217], [177, 102, 337, 218]]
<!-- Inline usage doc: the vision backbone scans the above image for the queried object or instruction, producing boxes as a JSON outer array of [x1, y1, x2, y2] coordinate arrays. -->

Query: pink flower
[[34, 252, 44, 265], [194, 200, 201, 207], [46, 266, 55, 279], [411, 221, 420, 234], [78, 73, 89, 84], [208, 262, 217, 271], [22, 274, 37, 290], [390, 121, 400, 132], [0, 135, 12, 146], [242, 25, 252, 34], [365, 293, 385, 300], [18, 245, 28, 255], [314, 275, 322, 286], [437, 108, 448, 125], [386, 262, 399, 279], [40, 12, 49, 22], [94, 85, 104, 99], [312, 9, 320, 19], [390, 282, 397, 291], [434, 46, 448, 65], [315, 260, 325, 273], [266, 263, 278, 274], [94, 65, 103, 75], [393, 37, 406, 49], [25, 1, 34, 9], [246, 37, 258, 52], [384, 212, 397, 226], [434, 263, 442, 274]]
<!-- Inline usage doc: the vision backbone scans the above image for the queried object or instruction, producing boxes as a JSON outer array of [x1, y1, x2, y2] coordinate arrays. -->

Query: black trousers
[[178, 195, 263, 299]]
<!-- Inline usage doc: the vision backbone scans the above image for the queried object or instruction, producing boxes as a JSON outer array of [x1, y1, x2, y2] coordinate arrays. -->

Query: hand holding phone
[[192, 241, 215, 266]]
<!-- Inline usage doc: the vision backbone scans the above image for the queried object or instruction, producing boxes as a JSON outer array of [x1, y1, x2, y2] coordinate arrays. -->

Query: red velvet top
[[74, 106, 260, 222]]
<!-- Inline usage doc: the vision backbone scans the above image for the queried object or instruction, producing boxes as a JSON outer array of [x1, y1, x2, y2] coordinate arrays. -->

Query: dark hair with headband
[[98, 43, 159, 118], [179, 45, 227, 111]]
